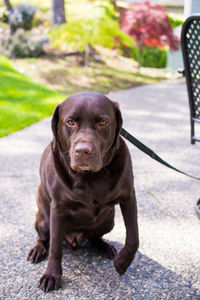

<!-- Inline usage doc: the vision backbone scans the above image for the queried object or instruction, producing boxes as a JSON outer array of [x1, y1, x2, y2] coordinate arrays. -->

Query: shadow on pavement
[[0, 232, 199, 299]]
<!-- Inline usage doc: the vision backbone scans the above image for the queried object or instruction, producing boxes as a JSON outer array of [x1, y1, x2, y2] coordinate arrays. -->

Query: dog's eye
[[66, 120, 75, 126], [99, 119, 108, 127]]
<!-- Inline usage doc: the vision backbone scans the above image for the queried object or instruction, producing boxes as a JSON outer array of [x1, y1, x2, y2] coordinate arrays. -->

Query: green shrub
[[132, 46, 168, 68], [0, 29, 44, 58], [10, 3, 37, 31], [141, 47, 167, 68]]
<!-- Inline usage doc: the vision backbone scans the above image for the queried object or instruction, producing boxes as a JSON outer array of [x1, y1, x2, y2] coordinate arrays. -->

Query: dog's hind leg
[[89, 207, 117, 259]]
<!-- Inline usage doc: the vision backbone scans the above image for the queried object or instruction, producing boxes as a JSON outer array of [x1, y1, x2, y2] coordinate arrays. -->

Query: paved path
[[0, 80, 199, 299]]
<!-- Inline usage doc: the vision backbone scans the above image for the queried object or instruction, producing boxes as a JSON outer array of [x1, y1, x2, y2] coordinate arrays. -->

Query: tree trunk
[[4, 0, 13, 12], [51, 0, 66, 25], [4, 0, 15, 34]]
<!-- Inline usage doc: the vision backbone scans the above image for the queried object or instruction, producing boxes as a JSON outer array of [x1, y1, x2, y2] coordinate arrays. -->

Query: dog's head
[[52, 92, 122, 173]]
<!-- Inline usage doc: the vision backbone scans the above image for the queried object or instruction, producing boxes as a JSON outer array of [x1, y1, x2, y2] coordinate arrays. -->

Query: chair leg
[[191, 119, 195, 144]]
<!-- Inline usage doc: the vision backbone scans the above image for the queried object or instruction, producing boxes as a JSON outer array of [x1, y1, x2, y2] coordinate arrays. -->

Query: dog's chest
[[72, 173, 112, 203], [65, 175, 116, 228]]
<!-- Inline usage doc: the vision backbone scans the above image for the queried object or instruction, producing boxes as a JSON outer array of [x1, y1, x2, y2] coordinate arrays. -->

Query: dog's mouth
[[70, 155, 102, 173], [70, 163, 102, 173]]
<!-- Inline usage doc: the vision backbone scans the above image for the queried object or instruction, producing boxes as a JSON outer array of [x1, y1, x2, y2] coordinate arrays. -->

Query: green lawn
[[0, 55, 64, 137]]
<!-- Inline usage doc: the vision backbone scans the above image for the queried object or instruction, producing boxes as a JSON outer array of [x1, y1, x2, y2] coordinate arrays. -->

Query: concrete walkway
[[0, 80, 199, 299]]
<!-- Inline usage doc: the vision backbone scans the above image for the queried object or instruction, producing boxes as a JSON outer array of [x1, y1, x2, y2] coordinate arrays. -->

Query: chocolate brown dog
[[27, 92, 139, 292]]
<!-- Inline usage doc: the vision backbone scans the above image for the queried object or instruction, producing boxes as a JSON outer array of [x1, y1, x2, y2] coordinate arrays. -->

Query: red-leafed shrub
[[120, 1, 179, 66]]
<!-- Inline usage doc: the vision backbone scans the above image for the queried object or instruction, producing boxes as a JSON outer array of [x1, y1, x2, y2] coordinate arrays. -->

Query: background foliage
[[0, 29, 44, 58], [10, 3, 37, 31], [0, 0, 181, 67], [0, 0, 180, 137], [49, 0, 135, 53], [120, 1, 179, 67]]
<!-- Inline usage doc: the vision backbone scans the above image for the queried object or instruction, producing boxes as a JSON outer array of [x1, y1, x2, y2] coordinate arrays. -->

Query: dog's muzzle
[[70, 142, 102, 172]]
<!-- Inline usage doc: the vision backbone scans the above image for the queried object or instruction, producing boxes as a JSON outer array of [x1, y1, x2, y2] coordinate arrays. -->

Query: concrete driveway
[[0, 80, 199, 299]]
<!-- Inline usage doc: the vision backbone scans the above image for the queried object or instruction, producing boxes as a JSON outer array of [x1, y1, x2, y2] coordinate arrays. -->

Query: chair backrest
[[181, 14, 200, 144]]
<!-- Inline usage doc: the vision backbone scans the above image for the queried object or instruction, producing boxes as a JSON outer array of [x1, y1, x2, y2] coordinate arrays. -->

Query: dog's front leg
[[39, 204, 65, 292], [114, 190, 139, 275]]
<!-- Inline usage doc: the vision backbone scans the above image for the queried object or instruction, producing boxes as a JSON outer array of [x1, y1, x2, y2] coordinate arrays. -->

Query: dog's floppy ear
[[51, 104, 60, 151], [112, 101, 123, 149]]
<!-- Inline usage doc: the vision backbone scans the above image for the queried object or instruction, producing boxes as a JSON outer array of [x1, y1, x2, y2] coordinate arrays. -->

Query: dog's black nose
[[74, 143, 93, 156]]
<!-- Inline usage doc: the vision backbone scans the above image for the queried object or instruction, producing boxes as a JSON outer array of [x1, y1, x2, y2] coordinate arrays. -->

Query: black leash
[[120, 128, 200, 181]]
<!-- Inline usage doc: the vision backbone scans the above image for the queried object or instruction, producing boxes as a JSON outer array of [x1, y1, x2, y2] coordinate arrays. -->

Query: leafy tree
[[49, 0, 134, 63], [120, 1, 179, 67]]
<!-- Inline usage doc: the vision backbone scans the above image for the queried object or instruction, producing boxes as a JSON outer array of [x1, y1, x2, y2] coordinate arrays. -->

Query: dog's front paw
[[113, 246, 135, 275], [38, 273, 62, 292]]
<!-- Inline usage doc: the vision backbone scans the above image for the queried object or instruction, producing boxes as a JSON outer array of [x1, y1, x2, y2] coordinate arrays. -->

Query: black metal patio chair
[[180, 14, 200, 219], [181, 14, 200, 144]]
